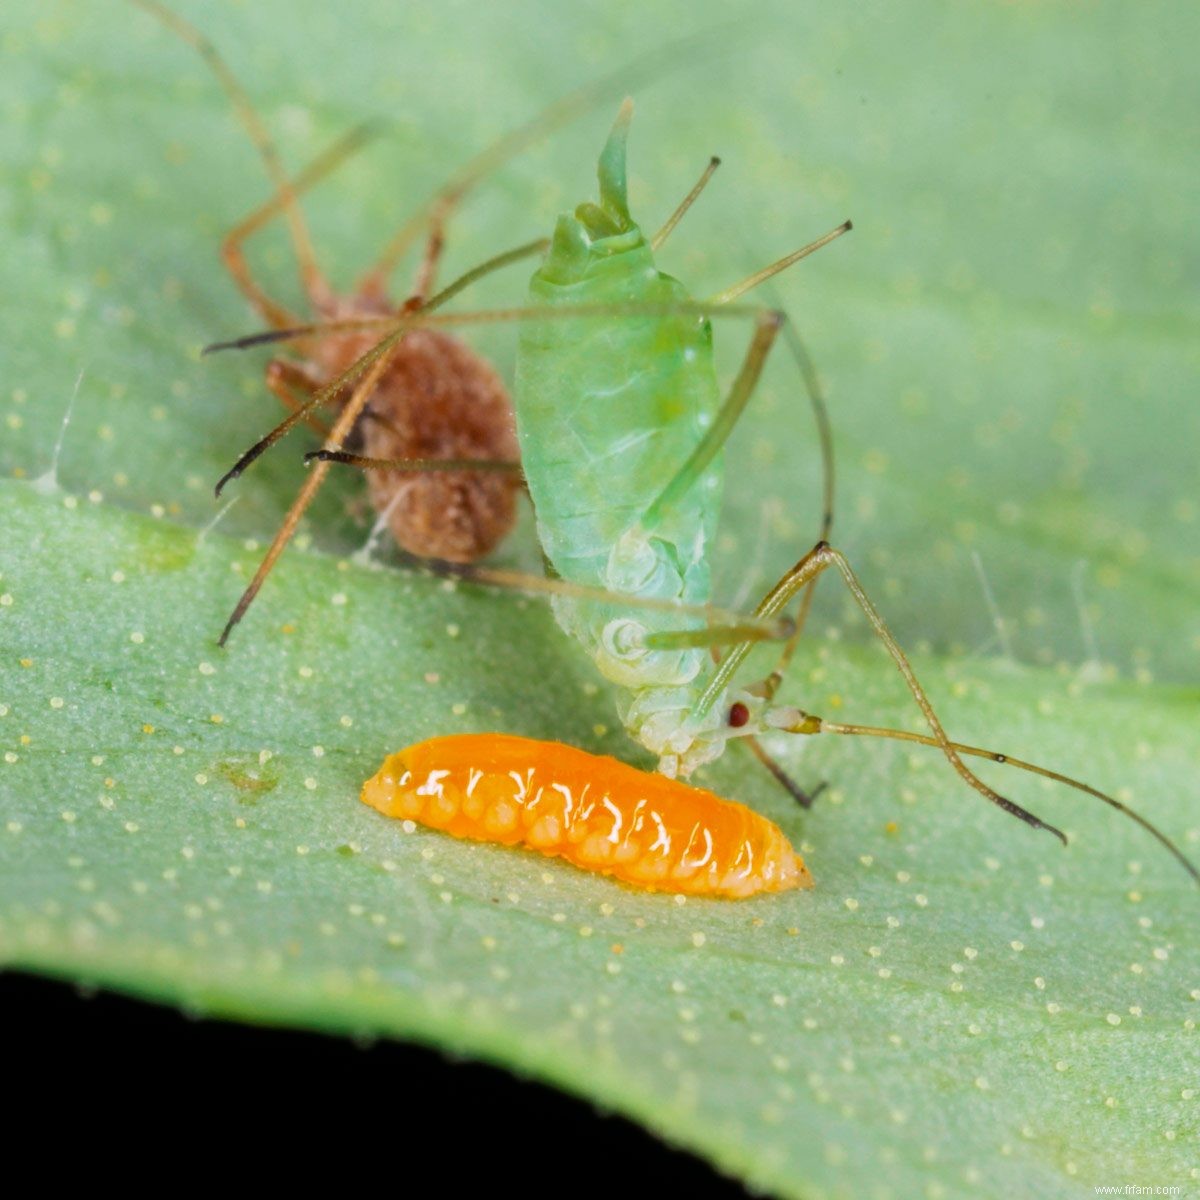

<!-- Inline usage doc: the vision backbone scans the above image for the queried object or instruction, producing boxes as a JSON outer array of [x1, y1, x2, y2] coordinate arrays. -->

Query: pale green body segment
[[517, 239, 720, 591], [513, 110, 731, 772]]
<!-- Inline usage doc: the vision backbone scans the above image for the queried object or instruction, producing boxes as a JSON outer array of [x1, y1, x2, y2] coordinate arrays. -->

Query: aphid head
[[656, 691, 798, 779]]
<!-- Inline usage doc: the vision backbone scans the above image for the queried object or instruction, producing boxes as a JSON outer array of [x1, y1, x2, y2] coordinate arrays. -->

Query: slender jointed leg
[[699, 540, 1070, 843], [742, 734, 828, 810], [652, 156, 721, 251], [265, 359, 333, 438], [641, 308, 784, 531], [219, 123, 381, 325], [752, 313, 838, 702], [211, 239, 551, 498], [797, 718, 1199, 885], [218, 346, 399, 645], [130, 0, 337, 322]]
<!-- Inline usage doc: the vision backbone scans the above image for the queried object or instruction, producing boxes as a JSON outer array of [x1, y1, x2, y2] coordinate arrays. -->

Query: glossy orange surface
[[362, 734, 812, 898]]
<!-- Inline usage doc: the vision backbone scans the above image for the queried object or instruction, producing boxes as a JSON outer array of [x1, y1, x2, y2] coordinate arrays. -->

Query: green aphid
[[508, 103, 1197, 885], [516, 103, 733, 776]]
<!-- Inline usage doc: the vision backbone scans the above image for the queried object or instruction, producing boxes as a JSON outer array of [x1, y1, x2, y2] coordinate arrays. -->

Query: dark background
[[3, 971, 753, 1195]]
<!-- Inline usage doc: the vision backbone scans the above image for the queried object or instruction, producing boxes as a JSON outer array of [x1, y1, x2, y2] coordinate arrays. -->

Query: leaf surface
[[2, 4, 1197, 1197]]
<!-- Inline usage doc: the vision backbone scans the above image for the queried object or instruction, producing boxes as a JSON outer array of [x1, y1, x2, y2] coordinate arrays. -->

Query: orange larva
[[361, 734, 812, 899]]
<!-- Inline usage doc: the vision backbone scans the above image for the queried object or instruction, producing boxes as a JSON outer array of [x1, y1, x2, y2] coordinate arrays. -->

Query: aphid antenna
[[771, 711, 1200, 887], [708, 221, 852, 306], [201, 297, 772, 356]]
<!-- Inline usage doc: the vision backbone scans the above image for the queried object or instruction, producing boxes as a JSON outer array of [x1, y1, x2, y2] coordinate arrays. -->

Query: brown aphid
[[133, 1, 552, 643], [302, 323, 518, 565]]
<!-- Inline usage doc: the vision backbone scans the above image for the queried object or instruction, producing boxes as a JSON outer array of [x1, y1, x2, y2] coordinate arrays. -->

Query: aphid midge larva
[[363, 734, 811, 899]]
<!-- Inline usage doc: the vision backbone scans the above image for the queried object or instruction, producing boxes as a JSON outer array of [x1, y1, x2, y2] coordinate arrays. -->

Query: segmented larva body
[[361, 734, 812, 898]]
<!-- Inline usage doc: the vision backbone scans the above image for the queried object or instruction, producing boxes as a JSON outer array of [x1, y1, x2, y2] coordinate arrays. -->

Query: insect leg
[[211, 242, 551, 497], [219, 122, 383, 326], [354, 28, 740, 298], [130, 0, 337, 319], [636, 311, 837, 665], [218, 346, 399, 646], [642, 309, 784, 531], [698, 541, 1071, 842], [314, 547, 790, 640], [742, 735, 827, 811], [265, 360, 333, 438], [651, 156, 721, 251], [750, 312, 837, 702], [306, 450, 520, 476]]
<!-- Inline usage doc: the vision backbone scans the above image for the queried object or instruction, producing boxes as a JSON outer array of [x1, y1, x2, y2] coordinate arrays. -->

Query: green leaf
[[3, 3, 1197, 1198]]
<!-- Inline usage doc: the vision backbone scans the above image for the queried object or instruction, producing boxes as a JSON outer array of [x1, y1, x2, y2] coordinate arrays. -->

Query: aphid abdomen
[[313, 324, 519, 563], [361, 734, 812, 898], [517, 254, 720, 586], [362, 330, 519, 562], [514, 108, 722, 706]]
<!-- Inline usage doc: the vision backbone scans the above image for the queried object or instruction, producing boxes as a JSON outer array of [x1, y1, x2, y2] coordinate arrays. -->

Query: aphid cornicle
[[364, 734, 811, 899]]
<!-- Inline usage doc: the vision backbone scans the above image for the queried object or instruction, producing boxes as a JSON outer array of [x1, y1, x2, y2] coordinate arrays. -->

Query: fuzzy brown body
[[130, 0, 534, 645], [302, 309, 520, 563]]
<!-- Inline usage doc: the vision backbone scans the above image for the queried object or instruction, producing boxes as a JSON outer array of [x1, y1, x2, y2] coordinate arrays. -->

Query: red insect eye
[[728, 702, 750, 728]]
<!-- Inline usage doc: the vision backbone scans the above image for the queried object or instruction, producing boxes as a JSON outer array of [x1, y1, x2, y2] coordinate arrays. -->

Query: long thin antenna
[[808, 715, 1200, 886], [709, 221, 852, 306]]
